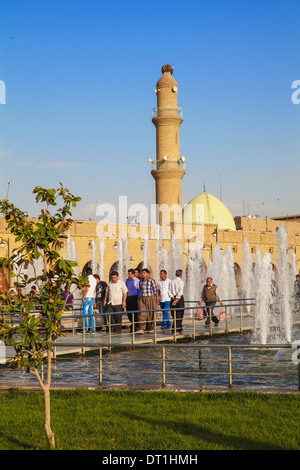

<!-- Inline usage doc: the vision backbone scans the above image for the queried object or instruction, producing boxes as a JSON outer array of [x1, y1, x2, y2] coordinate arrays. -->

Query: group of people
[[29, 271, 300, 336], [81, 266, 185, 335], [81, 266, 223, 335], [27, 270, 300, 336]]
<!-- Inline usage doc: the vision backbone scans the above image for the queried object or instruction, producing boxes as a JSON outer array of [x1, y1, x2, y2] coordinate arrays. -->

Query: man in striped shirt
[[136, 268, 157, 334]]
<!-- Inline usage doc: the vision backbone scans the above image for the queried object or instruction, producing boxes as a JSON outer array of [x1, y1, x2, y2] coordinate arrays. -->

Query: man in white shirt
[[82, 266, 97, 333], [168, 269, 185, 335], [104, 270, 128, 333], [157, 270, 172, 329]]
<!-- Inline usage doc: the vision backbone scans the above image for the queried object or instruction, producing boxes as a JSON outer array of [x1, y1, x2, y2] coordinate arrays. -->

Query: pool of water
[[1, 328, 299, 390]]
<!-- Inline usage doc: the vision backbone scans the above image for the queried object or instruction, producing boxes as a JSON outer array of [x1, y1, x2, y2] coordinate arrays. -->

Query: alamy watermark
[[291, 341, 300, 365], [94, 196, 204, 243], [0, 340, 5, 364], [0, 80, 6, 104], [291, 80, 300, 104], [1, 80, 299, 106]]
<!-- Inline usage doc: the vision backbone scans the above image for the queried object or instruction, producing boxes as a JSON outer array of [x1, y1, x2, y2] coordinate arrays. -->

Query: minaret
[[151, 64, 185, 231]]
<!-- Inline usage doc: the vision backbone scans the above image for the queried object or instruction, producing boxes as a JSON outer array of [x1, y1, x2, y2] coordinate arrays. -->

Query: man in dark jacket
[[198, 277, 223, 327]]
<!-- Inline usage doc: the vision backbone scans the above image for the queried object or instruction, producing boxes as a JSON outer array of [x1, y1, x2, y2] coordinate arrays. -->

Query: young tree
[[0, 184, 87, 449]]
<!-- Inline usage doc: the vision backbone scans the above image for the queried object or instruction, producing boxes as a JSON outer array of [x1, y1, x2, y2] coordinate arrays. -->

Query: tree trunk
[[43, 349, 55, 449], [44, 383, 55, 449], [32, 350, 56, 449]]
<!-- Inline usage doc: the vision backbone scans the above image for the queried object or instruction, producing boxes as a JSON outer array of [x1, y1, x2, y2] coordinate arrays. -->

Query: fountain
[[207, 243, 238, 303], [124, 236, 130, 276], [99, 238, 105, 280], [252, 251, 274, 344], [25, 254, 44, 294], [142, 233, 149, 271], [89, 240, 98, 275], [168, 233, 184, 279], [222, 246, 239, 301], [276, 225, 294, 343], [253, 246, 262, 297], [116, 237, 126, 281], [67, 232, 79, 276], [66, 232, 81, 302], [64, 223, 297, 344], [185, 239, 206, 317], [241, 239, 255, 308], [155, 227, 170, 276], [251, 224, 297, 344]]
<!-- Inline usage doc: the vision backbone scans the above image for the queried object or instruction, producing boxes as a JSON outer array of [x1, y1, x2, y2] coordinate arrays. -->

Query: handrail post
[[174, 309, 177, 343], [99, 347, 103, 386], [228, 346, 232, 388], [108, 313, 112, 344], [192, 308, 195, 340], [297, 345, 300, 391], [162, 346, 166, 387], [154, 310, 157, 343], [132, 310, 135, 345], [240, 305, 243, 334], [225, 305, 228, 336]]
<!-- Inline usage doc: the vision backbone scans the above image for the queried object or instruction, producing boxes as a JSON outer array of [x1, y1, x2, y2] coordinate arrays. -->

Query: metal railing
[[152, 106, 183, 119], [2, 298, 300, 391], [50, 342, 300, 390], [150, 158, 186, 171], [52, 300, 256, 346], [3, 298, 299, 349]]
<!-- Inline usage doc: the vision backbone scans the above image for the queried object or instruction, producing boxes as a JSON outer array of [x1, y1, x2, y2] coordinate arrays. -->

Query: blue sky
[[1, 0, 300, 221]]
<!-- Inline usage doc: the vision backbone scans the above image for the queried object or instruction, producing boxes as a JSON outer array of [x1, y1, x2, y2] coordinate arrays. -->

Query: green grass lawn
[[0, 389, 299, 450]]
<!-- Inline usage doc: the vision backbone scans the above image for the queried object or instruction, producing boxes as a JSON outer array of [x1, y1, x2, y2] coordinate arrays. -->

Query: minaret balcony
[[152, 106, 183, 119], [150, 158, 186, 171]]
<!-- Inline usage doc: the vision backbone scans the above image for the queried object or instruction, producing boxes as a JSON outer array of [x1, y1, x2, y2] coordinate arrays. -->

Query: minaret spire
[[151, 64, 185, 232]]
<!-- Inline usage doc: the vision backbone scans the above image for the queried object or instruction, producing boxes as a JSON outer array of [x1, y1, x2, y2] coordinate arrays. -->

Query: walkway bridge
[[3, 299, 258, 359]]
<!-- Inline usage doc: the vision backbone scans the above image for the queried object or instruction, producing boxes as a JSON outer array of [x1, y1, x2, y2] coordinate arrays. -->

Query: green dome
[[183, 192, 236, 231]]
